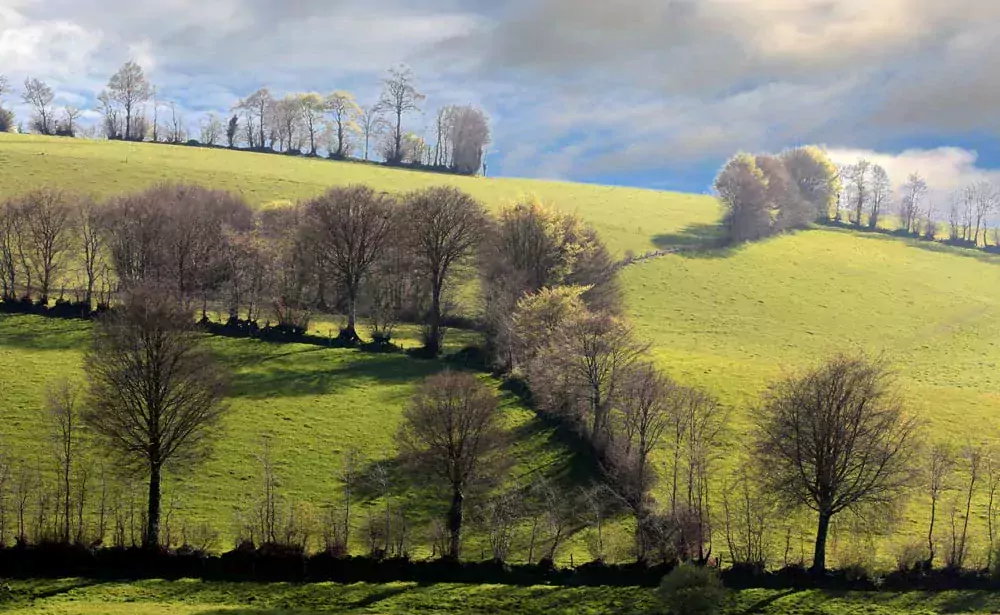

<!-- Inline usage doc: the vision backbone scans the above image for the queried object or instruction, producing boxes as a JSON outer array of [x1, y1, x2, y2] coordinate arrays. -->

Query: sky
[[2, 0, 1000, 195]]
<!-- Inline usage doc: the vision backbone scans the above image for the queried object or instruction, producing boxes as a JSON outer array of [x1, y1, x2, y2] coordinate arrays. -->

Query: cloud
[[1, 0, 999, 185], [827, 147, 1000, 198]]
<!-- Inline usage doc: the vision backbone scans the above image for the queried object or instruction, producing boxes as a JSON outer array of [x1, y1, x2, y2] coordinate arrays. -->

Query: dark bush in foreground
[[659, 564, 726, 615]]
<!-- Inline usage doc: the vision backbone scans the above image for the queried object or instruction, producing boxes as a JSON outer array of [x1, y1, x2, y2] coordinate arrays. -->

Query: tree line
[[715, 147, 1000, 251], [0, 181, 986, 577], [0, 63, 490, 176]]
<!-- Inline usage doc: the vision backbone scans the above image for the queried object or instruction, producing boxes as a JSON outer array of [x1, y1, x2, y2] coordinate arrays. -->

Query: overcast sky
[[2, 0, 999, 194]]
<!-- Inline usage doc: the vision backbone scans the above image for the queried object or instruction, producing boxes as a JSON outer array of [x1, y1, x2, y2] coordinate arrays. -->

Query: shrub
[[895, 543, 927, 573], [658, 563, 726, 615]]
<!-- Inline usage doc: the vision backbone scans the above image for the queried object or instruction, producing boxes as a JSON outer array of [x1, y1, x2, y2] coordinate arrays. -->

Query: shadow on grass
[[649, 222, 740, 260], [739, 589, 801, 614], [227, 349, 441, 399], [0, 315, 91, 351], [821, 225, 1000, 266]]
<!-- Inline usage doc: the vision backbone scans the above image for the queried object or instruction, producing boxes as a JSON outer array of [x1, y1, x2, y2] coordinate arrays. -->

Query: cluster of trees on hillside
[[837, 158, 1000, 247], [714, 147, 840, 242], [716, 148, 1000, 251], [0, 62, 490, 176]]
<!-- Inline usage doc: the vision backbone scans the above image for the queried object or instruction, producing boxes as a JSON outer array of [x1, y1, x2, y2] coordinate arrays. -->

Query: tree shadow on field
[[739, 589, 801, 614], [821, 225, 1000, 266], [226, 349, 441, 399], [0, 317, 91, 351], [650, 222, 739, 259]]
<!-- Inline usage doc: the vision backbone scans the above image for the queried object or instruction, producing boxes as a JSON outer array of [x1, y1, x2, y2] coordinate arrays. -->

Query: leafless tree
[[60, 106, 82, 136], [847, 159, 871, 227], [0, 451, 9, 546], [18, 189, 76, 303], [105, 61, 152, 141], [47, 381, 83, 543], [970, 181, 999, 246], [22, 77, 55, 135], [546, 312, 647, 452], [721, 463, 775, 569], [83, 290, 229, 549], [226, 115, 239, 148], [200, 113, 224, 146], [326, 92, 360, 158], [294, 93, 326, 155], [236, 88, 273, 150], [926, 443, 955, 567], [0, 201, 24, 301], [899, 173, 928, 235], [303, 185, 394, 341], [359, 105, 385, 161], [433, 106, 456, 167], [868, 165, 891, 229], [606, 362, 673, 560], [403, 187, 488, 355], [753, 354, 919, 572], [948, 445, 981, 569], [397, 371, 508, 559], [986, 450, 1000, 570], [478, 489, 523, 562], [377, 65, 424, 164]]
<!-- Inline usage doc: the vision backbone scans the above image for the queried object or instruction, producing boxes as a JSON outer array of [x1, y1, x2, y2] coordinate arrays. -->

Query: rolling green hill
[[3, 133, 1000, 568], [0, 133, 719, 256]]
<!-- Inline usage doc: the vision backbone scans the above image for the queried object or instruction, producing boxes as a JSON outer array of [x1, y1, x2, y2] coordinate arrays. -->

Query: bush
[[658, 563, 726, 615]]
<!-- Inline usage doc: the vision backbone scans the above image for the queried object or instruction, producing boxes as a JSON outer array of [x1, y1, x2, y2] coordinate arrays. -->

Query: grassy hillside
[[6, 579, 1000, 614], [0, 315, 575, 554], [0, 133, 720, 256], [623, 227, 1000, 562]]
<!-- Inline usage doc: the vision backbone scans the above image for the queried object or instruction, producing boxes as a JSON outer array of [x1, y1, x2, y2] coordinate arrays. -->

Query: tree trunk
[[447, 486, 464, 559], [812, 509, 831, 573], [928, 497, 937, 567], [145, 462, 162, 550], [426, 281, 442, 356]]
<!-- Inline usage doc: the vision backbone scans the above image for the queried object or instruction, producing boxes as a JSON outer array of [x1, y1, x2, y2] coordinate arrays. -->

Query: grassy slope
[[7, 579, 1000, 614], [5, 133, 1000, 566], [0, 133, 719, 256], [624, 227, 1000, 562], [0, 315, 574, 553]]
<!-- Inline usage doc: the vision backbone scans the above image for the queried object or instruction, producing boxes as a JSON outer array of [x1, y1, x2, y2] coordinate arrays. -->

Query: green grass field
[[4, 133, 1000, 569], [0, 133, 719, 256], [0, 314, 577, 557], [5, 579, 1000, 614]]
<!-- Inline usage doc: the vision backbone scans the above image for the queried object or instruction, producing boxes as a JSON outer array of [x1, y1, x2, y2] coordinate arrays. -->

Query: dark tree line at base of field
[[0, 178, 993, 582]]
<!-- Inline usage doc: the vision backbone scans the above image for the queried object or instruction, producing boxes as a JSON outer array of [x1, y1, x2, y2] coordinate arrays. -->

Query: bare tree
[[899, 173, 928, 235], [48, 380, 83, 543], [753, 354, 918, 572], [609, 362, 674, 560], [106, 61, 152, 141], [60, 106, 82, 136], [359, 105, 385, 161], [83, 290, 229, 549], [970, 181, 999, 246], [926, 443, 955, 567], [200, 113, 224, 146], [403, 187, 488, 356], [296, 93, 326, 155], [397, 371, 508, 559], [326, 92, 361, 158], [865, 165, 891, 229], [22, 77, 55, 135], [848, 159, 871, 227], [18, 189, 76, 304], [304, 185, 395, 342], [948, 446, 981, 569], [236, 88, 273, 150], [0, 75, 13, 133], [377, 65, 424, 164]]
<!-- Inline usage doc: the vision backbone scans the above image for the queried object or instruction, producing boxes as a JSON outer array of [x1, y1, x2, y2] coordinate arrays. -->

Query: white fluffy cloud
[[828, 147, 1000, 199]]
